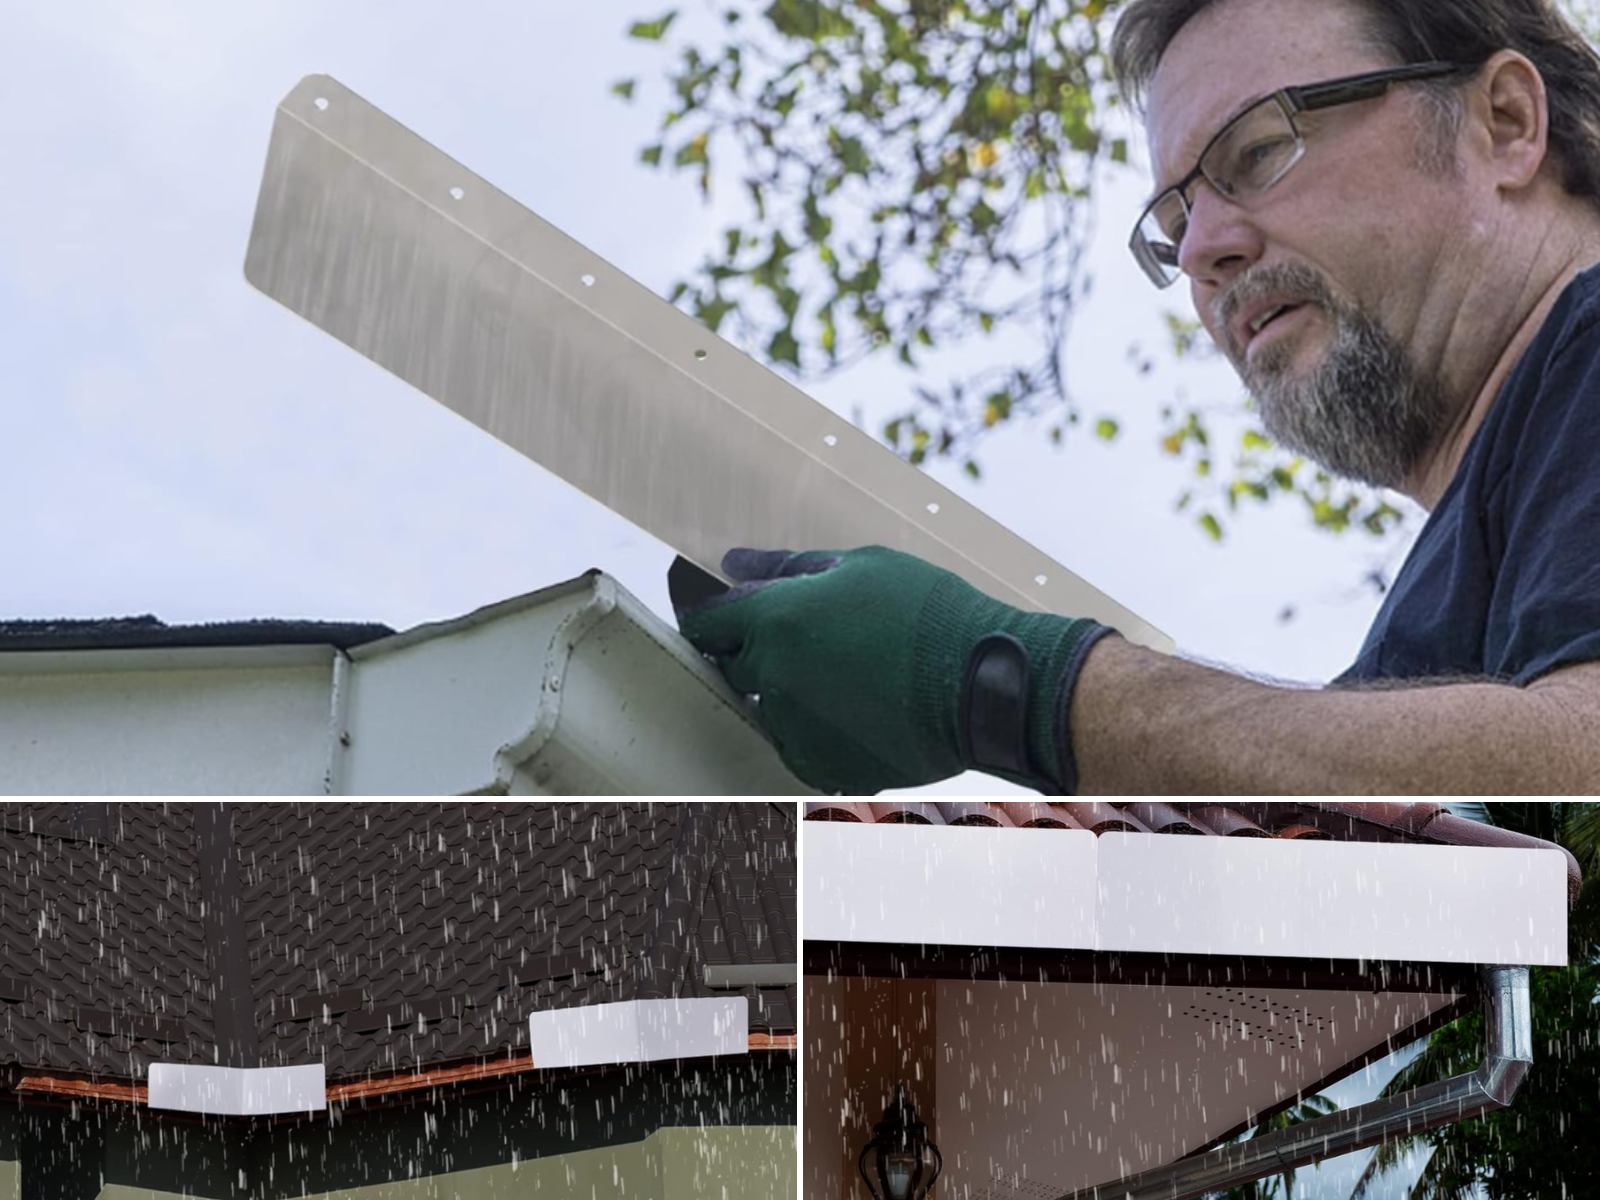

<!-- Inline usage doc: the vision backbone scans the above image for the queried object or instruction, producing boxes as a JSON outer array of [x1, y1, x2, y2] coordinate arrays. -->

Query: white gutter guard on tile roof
[[147, 1063, 326, 1116], [244, 75, 1172, 652], [805, 822, 1570, 965], [529, 998, 748, 1070]]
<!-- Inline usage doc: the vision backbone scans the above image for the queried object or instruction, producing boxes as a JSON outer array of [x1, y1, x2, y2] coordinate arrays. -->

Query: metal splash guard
[[245, 75, 1172, 651]]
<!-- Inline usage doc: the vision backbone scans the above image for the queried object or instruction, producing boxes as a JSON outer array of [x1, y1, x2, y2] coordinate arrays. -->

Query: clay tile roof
[[936, 802, 1014, 827], [804, 801, 1583, 904], [1192, 806, 1271, 837], [1058, 802, 1151, 834]]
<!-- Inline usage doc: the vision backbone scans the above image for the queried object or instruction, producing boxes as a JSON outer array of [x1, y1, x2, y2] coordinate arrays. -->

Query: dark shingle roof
[[0, 616, 395, 653], [0, 802, 795, 1083]]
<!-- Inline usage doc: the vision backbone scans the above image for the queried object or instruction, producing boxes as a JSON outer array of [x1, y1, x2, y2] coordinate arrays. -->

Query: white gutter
[[804, 822, 1570, 965], [527, 997, 748, 1069], [147, 1063, 326, 1116], [0, 572, 810, 795]]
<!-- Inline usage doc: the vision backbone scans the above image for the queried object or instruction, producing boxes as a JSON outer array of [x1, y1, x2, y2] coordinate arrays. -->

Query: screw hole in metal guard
[[580, 273, 596, 287], [314, 97, 330, 111], [1035, 574, 1048, 586], [823, 434, 838, 447], [449, 186, 465, 200], [926, 502, 940, 515]]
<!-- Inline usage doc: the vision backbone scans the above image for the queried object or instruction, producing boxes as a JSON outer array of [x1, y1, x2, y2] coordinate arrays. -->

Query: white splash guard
[[147, 1062, 327, 1115], [528, 997, 749, 1069]]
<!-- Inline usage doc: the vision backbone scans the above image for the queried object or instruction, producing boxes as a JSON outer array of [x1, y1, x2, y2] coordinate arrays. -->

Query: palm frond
[[1563, 802, 1600, 874], [1406, 1144, 1479, 1200], [1347, 1129, 1428, 1199]]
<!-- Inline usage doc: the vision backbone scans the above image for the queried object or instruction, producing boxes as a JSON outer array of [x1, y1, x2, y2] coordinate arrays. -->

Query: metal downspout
[[1060, 965, 1533, 1200]]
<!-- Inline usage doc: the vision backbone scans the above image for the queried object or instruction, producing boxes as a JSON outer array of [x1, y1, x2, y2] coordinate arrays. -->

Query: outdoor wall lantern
[[858, 1082, 943, 1200]]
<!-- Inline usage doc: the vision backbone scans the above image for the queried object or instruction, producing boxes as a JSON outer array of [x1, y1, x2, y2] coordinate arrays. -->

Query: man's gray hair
[[1110, 0, 1600, 207]]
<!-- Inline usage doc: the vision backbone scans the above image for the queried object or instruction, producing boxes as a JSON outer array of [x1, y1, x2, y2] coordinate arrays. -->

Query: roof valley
[[193, 803, 261, 1068]]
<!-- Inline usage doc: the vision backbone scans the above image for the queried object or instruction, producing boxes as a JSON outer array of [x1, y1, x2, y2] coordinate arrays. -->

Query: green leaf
[[611, 79, 637, 102], [768, 327, 801, 367], [640, 144, 664, 167], [675, 132, 711, 167], [764, 0, 854, 41], [969, 199, 1000, 232], [1198, 512, 1224, 542], [628, 11, 678, 40], [1241, 429, 1273, 452], [802, 193, 832, 242], [831, 131, 872, 178], [695, 295, 736, 333], [1094, 418, 1119, 441], [909, 427, 931, 465], [964, 460, 982, 480]]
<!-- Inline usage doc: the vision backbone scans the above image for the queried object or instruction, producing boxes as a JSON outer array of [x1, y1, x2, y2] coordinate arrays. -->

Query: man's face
[[1144, 0, 1473, 489]]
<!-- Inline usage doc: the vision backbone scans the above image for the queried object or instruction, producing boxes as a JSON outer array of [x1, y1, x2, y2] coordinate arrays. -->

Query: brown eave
[[10, 1032, 797, 1110]]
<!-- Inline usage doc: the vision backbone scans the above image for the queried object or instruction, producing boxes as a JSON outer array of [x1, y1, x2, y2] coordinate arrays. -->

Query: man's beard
[[1217, 263, 1450, 490]]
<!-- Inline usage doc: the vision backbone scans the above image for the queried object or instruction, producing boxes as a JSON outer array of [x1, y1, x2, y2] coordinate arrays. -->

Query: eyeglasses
[[1130, 62, 1472, 288]]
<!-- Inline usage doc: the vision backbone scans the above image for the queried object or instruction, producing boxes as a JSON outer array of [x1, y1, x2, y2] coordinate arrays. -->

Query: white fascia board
[[147, 1063, 326, 1116], [528, 997, 748, 1070], [804, 822, 1569, 965], [804, 822, 1098, 949]]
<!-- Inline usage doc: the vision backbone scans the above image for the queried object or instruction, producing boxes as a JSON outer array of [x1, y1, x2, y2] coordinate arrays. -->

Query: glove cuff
[[998, 614, 1109, 794], [917, 576, 1109, 793]]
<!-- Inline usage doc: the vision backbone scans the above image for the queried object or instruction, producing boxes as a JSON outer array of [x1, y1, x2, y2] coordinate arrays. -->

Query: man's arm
[[1072, 637, 1600, 794]]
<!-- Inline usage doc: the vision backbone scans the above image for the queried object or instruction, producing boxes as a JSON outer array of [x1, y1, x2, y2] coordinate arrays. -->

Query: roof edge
[[7, 1033, 798, 1111], [1310, 803, 1583, 905]]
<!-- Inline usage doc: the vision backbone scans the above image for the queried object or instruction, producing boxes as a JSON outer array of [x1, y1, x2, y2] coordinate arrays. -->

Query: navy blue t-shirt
[[1338, 264, 1600, 686]]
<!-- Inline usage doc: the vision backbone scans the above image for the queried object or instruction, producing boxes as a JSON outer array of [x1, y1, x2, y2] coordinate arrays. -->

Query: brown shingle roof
[[805, 800, 1583, 904], [0, 801, 796, 1085]]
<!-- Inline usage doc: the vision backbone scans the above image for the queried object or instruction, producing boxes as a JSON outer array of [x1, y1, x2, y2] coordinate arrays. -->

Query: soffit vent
[[1181, 987, 1331, 1047]]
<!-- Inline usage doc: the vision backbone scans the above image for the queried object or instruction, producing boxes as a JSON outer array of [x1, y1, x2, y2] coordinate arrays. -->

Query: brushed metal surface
[[245, 75, 1172, 651]]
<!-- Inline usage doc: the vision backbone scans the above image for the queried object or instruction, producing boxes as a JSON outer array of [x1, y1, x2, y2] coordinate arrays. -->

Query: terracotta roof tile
[[1123, 802, 1207, 835], [807, 801, 873, 822], [868, 800, 940, 824], [936, 802, 1014, 827], [1191, 806, 1270, 837], [1058, 802, 1150, 834], [804, 801, 1582, 903], [999, 803, 1081, 829]]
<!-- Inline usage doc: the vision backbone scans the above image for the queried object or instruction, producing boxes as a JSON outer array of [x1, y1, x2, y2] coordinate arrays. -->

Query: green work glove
[[674, 546, 1112, 795]]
